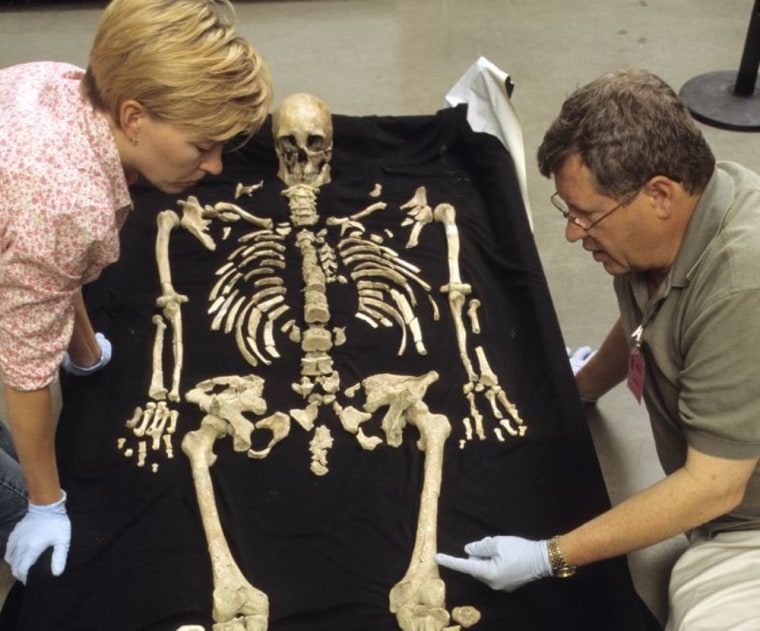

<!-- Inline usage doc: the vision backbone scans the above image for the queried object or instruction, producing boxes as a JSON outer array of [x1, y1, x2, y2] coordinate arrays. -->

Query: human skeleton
[[118, 93, 527, 631]]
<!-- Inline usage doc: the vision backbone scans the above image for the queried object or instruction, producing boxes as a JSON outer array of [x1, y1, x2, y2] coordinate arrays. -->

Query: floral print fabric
[[0, 62, 132, 391]]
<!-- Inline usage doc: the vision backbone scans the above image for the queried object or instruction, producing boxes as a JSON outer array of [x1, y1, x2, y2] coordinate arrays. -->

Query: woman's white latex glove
[[4, 490, 71, 585], [61, 332, 112, 376]]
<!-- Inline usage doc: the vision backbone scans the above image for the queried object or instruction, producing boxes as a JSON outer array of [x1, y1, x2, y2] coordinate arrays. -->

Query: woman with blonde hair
[[0, 0, 272, 585]]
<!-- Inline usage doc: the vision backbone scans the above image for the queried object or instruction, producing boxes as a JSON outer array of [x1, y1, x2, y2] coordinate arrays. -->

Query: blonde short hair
[[83, 0, 272, 144]]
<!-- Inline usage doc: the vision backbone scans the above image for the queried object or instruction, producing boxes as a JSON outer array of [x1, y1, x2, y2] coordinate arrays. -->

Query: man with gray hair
[[436, 68, 760, 630]]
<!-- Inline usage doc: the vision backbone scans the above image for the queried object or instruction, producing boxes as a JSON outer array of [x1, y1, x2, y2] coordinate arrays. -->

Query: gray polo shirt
[[614, 161, 760, 534]]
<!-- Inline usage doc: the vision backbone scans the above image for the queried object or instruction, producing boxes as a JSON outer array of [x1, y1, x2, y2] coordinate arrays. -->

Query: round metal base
[[679, 70, 760, 131]]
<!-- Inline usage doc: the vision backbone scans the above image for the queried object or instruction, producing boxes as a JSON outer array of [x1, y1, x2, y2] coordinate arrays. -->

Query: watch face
[[556, 565, 577, 578]]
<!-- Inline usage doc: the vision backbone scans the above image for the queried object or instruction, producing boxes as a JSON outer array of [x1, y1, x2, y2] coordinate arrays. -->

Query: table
[[0, 105, 659, 631]]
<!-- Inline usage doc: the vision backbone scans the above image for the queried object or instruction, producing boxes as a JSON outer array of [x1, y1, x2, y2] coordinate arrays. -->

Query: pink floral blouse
[[0, 62, 132, 391]]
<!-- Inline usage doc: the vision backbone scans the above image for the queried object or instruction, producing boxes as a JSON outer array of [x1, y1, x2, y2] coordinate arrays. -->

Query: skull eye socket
[[307, 134, 327, 151], [278, 135, 299, 151]]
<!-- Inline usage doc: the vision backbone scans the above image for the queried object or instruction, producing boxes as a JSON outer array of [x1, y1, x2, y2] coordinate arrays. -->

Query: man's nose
[[565, 220, 585, 243]]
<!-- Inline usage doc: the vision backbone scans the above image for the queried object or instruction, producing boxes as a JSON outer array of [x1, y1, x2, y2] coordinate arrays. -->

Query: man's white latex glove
[[434, 536, 551, 592], [4, 490, 71, 585], [566, 346, 598, 403], [61, 332, 112, 376], [567, 346, 596, 375]]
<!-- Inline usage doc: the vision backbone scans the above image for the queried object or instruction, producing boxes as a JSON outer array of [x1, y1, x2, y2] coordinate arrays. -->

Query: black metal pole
[[735, 0, 760, 96], [679, 0, 760, 131]]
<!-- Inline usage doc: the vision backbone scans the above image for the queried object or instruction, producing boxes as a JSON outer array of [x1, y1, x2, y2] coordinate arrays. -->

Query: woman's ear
[[118, 99, 148, 141]]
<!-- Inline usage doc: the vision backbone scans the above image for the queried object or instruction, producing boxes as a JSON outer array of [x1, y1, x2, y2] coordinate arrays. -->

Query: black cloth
[[0, 106, 659, 631]]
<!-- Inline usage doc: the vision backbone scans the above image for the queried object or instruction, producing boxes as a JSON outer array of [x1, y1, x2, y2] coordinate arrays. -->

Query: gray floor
[[1, 0, 759, 625]]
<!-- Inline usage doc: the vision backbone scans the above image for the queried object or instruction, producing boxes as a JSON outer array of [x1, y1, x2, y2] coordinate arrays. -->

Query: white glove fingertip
[[14, 559, 30, 585], [95, 333, 112, 364], [433, 552, 452, 567], [51, 545, 69, 577]]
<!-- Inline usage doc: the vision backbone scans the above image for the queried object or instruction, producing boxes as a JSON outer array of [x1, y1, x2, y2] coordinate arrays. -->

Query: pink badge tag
[[627, 349, 645, 403]]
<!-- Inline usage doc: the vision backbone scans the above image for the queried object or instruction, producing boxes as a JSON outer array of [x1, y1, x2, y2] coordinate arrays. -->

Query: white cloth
[[445, 56, 532, 228]]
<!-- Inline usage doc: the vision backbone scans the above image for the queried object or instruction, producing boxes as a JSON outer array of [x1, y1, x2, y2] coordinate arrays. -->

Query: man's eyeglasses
[[551, 187, 643, 232]]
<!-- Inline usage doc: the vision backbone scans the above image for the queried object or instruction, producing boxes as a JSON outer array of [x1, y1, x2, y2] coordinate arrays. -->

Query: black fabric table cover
[[0, 105, 659, 631]]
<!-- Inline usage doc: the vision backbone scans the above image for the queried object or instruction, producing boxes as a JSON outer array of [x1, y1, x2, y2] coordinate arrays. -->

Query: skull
[[272, 93, 333, 188]]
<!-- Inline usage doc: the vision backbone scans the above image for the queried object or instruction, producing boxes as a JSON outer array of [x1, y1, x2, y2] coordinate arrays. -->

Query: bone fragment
[[499, 418, 518, 437], [211, 289, 241, 332], [400, 187, 434, 248], [333, 326, 346, 346], [290, 403, 318, 431], [391, 289, 426, 355], [292, 376, 315, 399], [134, 403, 156, 438], [125, 406, 143, 429], [367, 372, 452, 630], [369, 183, 382, 197], [464, 393, 486, 440], [185, 376, 266, 453], [248, 412, 290, 459], [182, 415, 269, 630], [210, 268, 243, 303], [309, 425, 333, 476], [350, 201, 387, 221], [317, 371, 340, 394], [467, 299, 481, 335], [163, 433, 174, 458], [462, 417, 473, 441], [280, 319, 296, 333], [282, 184, 320, 226], [178, 196, 216, 251], [147, 401, 169, 450], [335, 404, 372, 434], [362, 372, 439, 448], [148, 316, 168, 400], [235, 180, 264, 199], [484, 389, 502, 420], [156, 210, 187, 402], [356, 427, 383, 450], [300, 351, 333, 377], [208, 201, 273, 229], [355, 312, 378, 328], [474, 346, 497, 387], [428, 295, 441, 321], [452, 606, 481, 628], [137, 441, 147, 467]]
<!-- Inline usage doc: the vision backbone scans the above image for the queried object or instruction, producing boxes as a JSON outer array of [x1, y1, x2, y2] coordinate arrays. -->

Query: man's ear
[[118, 99, 148, 140], [645, 175, 677, 219]]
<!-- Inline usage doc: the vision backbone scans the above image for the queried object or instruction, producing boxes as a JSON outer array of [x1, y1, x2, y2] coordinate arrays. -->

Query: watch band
[[547, 535, 577, 578]]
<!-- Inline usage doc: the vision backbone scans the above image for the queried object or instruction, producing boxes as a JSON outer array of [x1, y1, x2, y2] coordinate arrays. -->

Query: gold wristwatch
[[547, 535, 576, 578]]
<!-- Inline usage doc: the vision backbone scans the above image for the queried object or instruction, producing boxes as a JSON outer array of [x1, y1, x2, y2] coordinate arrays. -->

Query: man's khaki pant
[[666, 529, 760, 631]]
